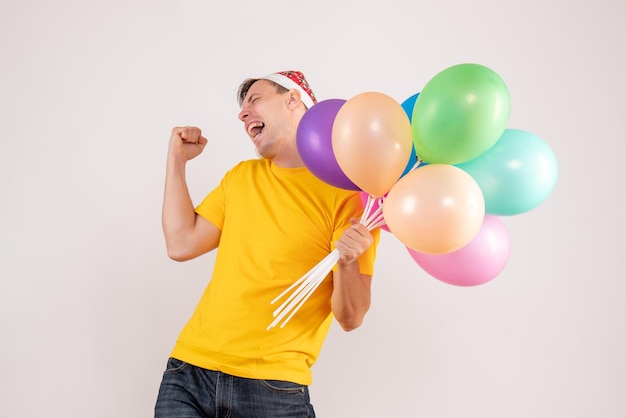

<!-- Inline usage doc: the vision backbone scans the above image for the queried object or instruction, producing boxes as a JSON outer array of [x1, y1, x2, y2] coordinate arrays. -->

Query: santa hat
[[258, 70, 317, 109]]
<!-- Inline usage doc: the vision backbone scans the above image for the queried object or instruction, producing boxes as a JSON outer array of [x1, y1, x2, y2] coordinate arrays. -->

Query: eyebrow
[[245, 93, 260, 104]]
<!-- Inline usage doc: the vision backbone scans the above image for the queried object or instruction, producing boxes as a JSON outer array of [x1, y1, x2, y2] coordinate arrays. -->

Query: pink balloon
[[407, 215, 510, 286]]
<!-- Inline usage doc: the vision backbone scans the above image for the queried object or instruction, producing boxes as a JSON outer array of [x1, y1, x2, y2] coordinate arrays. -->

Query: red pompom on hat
[[258, 70, 317, 109]]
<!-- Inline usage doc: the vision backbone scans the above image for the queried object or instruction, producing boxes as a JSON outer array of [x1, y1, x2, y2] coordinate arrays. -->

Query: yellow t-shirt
[[170, 159, 379, 385]]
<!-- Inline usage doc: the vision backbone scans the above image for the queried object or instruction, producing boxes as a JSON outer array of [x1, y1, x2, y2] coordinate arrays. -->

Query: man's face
[[238, 80, 292, 159]]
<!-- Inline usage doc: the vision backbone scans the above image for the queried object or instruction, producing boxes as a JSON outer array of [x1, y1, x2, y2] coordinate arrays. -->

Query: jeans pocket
[[163, 357, 189, 375], [260, 379, 305, 394]]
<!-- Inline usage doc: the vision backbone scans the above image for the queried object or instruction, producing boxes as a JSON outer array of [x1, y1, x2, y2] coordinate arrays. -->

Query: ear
[[285, 89, 302, 109]]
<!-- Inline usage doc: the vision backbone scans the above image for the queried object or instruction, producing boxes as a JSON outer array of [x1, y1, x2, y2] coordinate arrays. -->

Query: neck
[[271, 109, 307, 168], [271, 142, 305, 168]]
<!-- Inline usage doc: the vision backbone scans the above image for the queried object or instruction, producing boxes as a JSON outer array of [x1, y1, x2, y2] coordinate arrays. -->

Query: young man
[[155, 70, 380, 417]]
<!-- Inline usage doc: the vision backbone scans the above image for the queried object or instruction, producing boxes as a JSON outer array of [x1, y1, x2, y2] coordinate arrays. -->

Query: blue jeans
[[154, 358, 316, 418]]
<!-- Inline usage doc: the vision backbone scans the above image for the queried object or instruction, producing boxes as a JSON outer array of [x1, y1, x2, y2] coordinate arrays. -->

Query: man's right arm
[[162, 126, 221, 261]]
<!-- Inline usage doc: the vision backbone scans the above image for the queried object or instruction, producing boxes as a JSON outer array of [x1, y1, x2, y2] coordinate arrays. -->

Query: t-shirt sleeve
[[194, 169, 233, 231]]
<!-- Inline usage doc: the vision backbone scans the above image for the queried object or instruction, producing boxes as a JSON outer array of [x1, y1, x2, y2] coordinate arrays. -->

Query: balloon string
[[268, 193, 388, 330], [276, 250, 341, 329], [362, 194, 386, 230], [411, 157, 424, 172], [268, 249, 340, 330], [361, 194, 376, 223]]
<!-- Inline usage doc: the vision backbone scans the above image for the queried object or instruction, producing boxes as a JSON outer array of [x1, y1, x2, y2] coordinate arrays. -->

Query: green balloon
[[412, 63, 510, 164]]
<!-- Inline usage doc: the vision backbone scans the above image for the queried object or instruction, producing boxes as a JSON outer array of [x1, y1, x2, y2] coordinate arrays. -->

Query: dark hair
[[237, 78, 288, 107]]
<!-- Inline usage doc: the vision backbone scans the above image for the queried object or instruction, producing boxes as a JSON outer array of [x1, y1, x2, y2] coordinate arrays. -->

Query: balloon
[[383, 164, 485, 254], [412, 63, 510, 164], [456, 129, 558, 215], [332, 92, 413, 197], [296, 99, 361, 190], [400, 93, 420, 178], [407, 215, 510, 286], [401, 92, 419, 120], [359, 192, 390, 232], [399, 145, 419, 178]]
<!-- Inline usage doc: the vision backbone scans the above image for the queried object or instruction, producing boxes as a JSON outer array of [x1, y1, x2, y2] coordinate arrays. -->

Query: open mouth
[[247, 122, 265, 140]]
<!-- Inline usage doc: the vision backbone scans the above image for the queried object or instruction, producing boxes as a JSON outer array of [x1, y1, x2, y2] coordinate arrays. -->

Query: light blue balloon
[[456, 129, 558, 216]]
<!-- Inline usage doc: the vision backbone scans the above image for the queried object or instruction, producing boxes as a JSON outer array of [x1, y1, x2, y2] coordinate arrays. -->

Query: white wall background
[[1, 0, 624, 417]]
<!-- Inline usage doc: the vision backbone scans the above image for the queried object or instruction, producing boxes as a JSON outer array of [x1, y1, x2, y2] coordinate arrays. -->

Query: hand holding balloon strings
[[267, 194, 386, 330]]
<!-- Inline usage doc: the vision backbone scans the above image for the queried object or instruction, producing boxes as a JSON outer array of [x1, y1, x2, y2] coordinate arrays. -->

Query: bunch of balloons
[[296, 63, 558, 288]]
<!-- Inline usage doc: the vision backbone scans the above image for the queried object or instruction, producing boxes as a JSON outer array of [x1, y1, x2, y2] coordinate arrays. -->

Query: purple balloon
[[296, 99, 361, 190]]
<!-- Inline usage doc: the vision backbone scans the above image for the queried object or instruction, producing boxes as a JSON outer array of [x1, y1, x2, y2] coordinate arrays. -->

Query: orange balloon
[[332, 92, 413, 197], [382, 164, 485, 254]]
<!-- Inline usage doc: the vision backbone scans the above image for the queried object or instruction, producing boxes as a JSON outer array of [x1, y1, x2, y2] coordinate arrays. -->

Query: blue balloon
[[400, 147, 418, 178], [399, 92, 420, 178], [456, 129, 558, 216], [401, 92, 420, 121]]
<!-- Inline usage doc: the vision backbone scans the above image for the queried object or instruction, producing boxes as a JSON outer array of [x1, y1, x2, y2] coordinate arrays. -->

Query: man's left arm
[[331, 219, 375, 331]]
